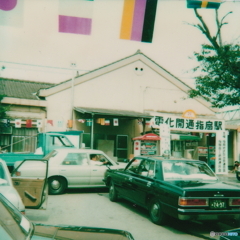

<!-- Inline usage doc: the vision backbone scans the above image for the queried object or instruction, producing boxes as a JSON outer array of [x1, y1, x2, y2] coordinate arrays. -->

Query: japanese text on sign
[[151, 116, 225, 132]]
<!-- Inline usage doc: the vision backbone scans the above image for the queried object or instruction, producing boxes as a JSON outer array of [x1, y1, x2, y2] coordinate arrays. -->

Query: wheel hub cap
[[51, 180, 60, 190]]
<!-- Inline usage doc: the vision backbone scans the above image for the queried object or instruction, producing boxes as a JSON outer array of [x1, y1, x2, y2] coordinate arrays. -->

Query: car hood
[[110, 162, 128, 169], [32, 224, 134, 240], [0, 186, 25, 212]]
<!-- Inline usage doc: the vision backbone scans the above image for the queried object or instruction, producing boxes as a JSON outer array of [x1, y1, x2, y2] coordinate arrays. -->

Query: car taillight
[[229, 199, 240, 206], [179, 197, 208, 206]]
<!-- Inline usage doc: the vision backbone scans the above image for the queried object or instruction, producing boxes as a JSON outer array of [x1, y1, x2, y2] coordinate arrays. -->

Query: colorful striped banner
[[0, 0, 24, 27], [120, 0, 158, 43], [187, 0, 221, 9], [59, 0, 94, 35]]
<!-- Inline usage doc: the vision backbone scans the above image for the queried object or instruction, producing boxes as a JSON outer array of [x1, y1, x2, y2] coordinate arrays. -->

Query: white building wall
[[44, 60, 216, 131]]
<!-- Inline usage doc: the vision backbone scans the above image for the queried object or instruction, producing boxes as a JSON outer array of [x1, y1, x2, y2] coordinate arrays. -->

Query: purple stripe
[[131, 0, 147, 41], [0, 0, 17, 11], [59, 15, 92, 35]]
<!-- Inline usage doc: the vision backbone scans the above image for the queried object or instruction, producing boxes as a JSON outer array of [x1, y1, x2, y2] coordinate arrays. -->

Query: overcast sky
[[0, 0, 239, 87]]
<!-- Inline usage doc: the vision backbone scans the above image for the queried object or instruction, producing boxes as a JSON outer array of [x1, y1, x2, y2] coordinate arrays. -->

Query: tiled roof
[[0, 78, 55, 100]]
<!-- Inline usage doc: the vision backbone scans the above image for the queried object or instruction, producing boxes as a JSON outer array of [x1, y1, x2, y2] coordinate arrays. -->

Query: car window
[[89, 153, 112, 165], [126, 158, 143, 173], [0, 194, 33, 240], [162, 161, 218, 181], [62, 153, 88, 165], [138, 160, 156, 178]]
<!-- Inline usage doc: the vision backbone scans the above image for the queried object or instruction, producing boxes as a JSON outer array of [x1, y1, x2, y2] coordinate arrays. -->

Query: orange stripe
[[201, 1, 208, 7], [120, 0, 135, 40]]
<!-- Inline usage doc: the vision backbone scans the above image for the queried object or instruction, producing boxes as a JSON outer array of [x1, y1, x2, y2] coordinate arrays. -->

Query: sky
[[0, 0, 240, 88]]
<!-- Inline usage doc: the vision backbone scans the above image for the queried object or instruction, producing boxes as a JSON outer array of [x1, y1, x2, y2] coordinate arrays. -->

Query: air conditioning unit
[[0, 126, 12, 134]]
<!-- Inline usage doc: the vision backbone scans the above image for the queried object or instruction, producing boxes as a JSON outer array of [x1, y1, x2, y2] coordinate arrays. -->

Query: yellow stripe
[[120, 0, 135, 40], [201, 1, 208, 8]]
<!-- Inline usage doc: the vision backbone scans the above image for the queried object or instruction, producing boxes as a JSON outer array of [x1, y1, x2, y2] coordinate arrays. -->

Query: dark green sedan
[[104, 156, 240, 226]]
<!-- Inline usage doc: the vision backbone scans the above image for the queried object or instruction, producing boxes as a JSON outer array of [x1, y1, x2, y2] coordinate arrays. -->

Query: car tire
[[149, 199, 168, 225], [236, 172, 240, 181], [48, 176, 67, 195], [109, 182, 118, 202]]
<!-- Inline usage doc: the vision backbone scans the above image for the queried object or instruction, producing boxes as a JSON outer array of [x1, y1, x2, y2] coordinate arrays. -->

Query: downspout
[[90, 113, 94, 149]]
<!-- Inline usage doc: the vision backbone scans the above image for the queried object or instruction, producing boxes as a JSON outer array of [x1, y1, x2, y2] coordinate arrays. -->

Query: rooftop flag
[[187, 0, 222, 9], [0, 0, 24, 27], [120, 0, 158, 43], [59, 0, 94, 35]]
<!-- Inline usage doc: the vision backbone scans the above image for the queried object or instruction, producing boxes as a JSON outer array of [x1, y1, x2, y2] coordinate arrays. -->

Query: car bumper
[[178, 208, 240, 221]]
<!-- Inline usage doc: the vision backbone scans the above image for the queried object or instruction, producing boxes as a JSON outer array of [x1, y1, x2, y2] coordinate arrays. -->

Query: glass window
[[0, 195, 32, 240], [162, 161, 218, 181], [62, 153, 88, 165]]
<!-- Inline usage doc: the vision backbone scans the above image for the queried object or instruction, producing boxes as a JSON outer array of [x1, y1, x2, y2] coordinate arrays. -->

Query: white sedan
[[0, 158, 48, 214], [14, 149, 127, 195]]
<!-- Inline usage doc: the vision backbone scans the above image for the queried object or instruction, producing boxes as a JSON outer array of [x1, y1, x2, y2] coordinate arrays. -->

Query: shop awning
[[171, 134, 201, 141], [74, 107, 152, 118], [133, 133, 160, 141]]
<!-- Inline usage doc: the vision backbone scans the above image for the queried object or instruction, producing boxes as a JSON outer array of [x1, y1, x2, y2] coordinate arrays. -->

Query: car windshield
[[162, 161, 218, 182], [0, 162, 10, 186], [0, 194, 33, 240]]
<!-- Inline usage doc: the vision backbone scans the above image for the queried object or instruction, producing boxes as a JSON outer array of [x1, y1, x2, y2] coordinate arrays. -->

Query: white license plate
[[210, 199, 226, 209]]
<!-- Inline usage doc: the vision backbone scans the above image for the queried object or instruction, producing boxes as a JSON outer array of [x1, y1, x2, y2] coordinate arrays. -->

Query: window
[[62, 153, 88, 165], [12, 136, 37, 153]]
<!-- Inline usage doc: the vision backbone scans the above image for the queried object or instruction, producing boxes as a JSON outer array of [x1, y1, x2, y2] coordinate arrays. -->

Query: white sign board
[[215, 131, 228, 174], [151, 116, 225, 132], [159, 124, 171, 156]]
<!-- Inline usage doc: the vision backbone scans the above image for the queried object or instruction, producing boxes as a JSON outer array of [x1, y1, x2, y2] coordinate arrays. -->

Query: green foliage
[[189, 43, 240, 108], [0, 95, 8, 119]]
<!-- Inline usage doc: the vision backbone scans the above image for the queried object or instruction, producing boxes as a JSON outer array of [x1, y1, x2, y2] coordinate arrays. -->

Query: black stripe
[[141, 0, 158, 43]]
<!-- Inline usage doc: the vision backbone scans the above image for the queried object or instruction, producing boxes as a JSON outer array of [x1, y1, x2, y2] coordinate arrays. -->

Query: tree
[[188, 8, 240, 108]]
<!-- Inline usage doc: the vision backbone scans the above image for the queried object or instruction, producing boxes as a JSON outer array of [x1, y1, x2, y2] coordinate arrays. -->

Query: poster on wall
[[215, 131, 228, 174]]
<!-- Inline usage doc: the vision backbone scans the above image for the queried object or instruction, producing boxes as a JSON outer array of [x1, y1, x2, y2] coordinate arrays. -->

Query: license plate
[[210, 199, 226, 209]]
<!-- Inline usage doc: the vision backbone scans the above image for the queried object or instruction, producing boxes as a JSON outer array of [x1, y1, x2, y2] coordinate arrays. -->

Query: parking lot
[[25, 187, 238, 240]]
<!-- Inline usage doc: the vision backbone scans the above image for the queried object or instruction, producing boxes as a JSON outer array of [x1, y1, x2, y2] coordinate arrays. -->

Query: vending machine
[[132, 133, 160, 156]]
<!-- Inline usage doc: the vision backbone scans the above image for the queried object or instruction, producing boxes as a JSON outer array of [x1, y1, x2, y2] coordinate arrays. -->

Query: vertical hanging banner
[[47, 119, 53, 126], [36, 120, 42, 128], [59, 0, 94, 35], [105, 119, 110, 126], [58, 120, 64, 127], [26, 119, 32, 128], [86, 119, 92, 126], [159, 123, 171, 156], [120, 0, 158, 43], [215, 131, 228, 174], [187, 0, 222, 9], [15, 119, 21, 128], [113, 118, 119, 126], [0, 0, 24, 27]]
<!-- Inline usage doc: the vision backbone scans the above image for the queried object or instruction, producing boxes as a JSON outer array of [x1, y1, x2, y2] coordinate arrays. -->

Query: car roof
[[54, 148, 105, 154], [134, 155, 201, 162]]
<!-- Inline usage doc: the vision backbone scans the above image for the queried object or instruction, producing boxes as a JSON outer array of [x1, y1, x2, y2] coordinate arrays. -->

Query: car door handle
[[92, 169, 97, 171]]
